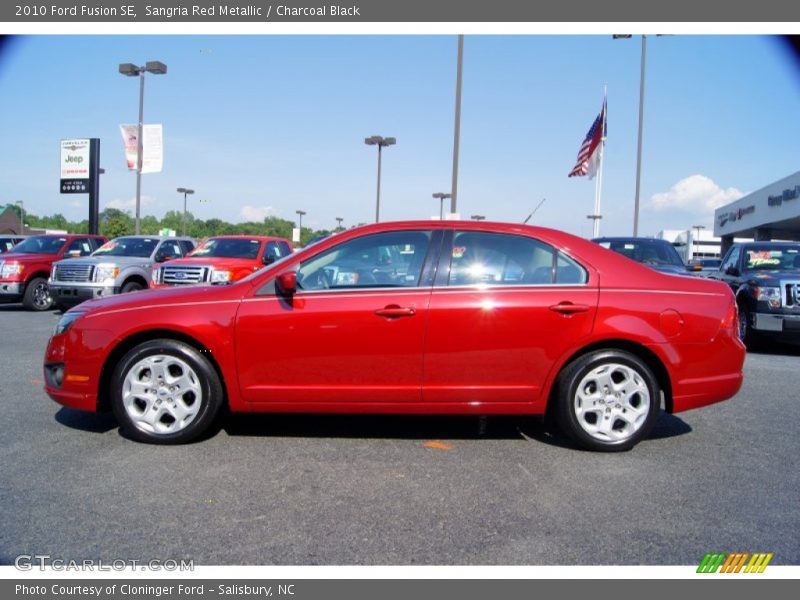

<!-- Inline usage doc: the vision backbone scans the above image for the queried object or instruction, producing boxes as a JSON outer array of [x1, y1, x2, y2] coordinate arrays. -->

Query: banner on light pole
[[119, 123, 164, 173]]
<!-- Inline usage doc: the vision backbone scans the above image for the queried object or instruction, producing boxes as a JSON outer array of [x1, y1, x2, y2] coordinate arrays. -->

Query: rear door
[[423, 230, 599, 406]]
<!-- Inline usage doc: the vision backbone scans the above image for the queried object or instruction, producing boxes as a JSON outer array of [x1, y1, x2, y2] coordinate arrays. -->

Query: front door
[[235, 229, 439, 405]]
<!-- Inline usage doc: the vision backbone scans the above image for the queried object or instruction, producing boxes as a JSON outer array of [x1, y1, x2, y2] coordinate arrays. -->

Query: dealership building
[[715, 170, 800, 256]]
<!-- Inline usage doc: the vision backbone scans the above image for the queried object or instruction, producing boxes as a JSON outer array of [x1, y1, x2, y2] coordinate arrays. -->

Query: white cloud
[[104, 195, 155, 212], [240, 205, 275, 222], [649, 175, 744, 213]]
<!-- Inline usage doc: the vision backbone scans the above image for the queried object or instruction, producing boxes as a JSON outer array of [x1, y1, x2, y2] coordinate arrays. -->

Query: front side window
[[448, 231, 586, 286], [297, 231, 432, 291], [720, 246, 741, 273], [158, 241, 184, 260], [65, 238, 94, 257]]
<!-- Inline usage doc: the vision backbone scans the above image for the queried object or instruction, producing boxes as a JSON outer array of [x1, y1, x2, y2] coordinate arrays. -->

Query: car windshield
[[598, 239, 684, 267], [189, 238, 262, 259], [11, 235, 67, 255], [743, 246, 800, 271], [94, 238, 159, 258]]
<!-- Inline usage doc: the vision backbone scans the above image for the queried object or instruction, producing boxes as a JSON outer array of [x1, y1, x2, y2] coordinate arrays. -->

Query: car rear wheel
[[110, 339, 223, 444], [22, 277, 53, 311], [554, 350, 660, 452]]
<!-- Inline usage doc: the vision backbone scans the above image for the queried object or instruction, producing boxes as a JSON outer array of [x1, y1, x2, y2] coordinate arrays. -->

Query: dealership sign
[[59, 139, 91, 193], [767, 185, 800, 207], [717, 205, 756, 229]]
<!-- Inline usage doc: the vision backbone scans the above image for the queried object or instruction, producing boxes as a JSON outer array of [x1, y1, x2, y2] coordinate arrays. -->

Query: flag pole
[[591, 85, 607, 238]]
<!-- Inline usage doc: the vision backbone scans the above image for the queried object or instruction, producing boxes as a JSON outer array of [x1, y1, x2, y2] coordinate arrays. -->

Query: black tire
[[120, 280, 145, 294], [110, 339, 224, 444], [22, 277, 53, 311], [553, 350, 661, 452], [737, 305, 760, 350]]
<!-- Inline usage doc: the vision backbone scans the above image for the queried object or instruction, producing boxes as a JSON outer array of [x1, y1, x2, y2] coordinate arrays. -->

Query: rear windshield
[[598, 239, 684, 267], [10, 236, 66, 255], [744, 247, 800, 270], [94, 238, 159, 258], [189, 238, 262, 259]]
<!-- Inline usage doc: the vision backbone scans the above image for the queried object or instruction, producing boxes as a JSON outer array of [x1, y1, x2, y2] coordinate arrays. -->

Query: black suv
[[709, 242, 800, 346]]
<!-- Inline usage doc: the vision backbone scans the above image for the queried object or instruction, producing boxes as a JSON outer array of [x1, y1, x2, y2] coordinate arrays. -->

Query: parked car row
[[0, 233, 294, 311], [42, 220, 746, 450]]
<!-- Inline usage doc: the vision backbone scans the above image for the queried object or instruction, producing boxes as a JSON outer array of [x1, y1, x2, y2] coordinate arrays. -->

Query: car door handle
[[375, 305, 416, 318], [549, 302, 590, 314]]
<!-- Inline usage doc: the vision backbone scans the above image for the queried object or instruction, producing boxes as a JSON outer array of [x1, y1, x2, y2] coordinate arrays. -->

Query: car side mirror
[[263, 254, 276, 265], [276, 271, 297, 295], [154, 252, 168, 263], [725, 266, 740, 277]]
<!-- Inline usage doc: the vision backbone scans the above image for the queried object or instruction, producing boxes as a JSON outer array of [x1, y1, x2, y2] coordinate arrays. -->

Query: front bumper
[[0, 281, 24, 301], [50, 283, 117, 305], [753, 312, 800, 337]]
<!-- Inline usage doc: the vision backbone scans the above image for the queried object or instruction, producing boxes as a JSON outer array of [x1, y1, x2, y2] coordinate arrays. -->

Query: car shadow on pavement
[[223, 413, 542, 441], [747, 344, 800, 357], [222, 410, 692, 448], [55, 407, 118, 433]]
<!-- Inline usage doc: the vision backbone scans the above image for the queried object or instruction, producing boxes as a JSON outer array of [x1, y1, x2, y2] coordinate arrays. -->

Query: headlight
[[1, 262, 24, 278], [53, 311, 86, 336], [754, 286, 781, 309], [94, 263, 120, 283], [210, 269, 232, 283]]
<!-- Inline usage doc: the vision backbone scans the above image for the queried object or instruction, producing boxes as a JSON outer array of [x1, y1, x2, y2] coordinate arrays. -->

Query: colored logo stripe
[[697, 552, 773, 573]]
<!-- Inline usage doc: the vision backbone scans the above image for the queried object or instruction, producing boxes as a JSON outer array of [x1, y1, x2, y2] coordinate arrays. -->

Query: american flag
[[568, 101, 607, 178]]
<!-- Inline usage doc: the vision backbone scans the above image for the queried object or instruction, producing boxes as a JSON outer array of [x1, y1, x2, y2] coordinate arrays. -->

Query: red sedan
[[44, 221, 745, 451]]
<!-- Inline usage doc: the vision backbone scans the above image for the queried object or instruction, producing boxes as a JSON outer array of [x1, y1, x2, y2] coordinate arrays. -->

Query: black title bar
[[4, 0, 800, 22]]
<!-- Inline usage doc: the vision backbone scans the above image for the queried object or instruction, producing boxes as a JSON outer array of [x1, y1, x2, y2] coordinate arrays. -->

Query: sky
[[1, 34, 799, 237]]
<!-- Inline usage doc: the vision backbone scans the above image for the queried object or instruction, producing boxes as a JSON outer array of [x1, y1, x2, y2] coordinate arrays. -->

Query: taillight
[[721, 301, 738, 335]]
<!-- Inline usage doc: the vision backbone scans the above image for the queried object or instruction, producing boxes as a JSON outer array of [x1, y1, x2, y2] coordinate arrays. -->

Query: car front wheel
[[110, 339, 223, 444], [554, 350, 660, 452], [22, 277, 53, 311]]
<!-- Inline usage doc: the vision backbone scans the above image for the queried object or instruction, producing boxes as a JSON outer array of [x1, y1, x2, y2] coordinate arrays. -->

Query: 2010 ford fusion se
[[44, 221, 745, 451]]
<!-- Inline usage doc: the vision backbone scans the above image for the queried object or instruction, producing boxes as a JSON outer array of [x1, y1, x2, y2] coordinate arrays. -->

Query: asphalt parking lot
[[0, 304, 798, 566]]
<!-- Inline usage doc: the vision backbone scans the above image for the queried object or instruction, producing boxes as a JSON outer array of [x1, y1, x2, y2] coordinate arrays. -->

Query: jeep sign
[[60, 138, 91, 193]]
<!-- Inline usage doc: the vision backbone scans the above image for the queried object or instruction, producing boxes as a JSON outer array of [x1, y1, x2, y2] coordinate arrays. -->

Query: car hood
[[68, 280, 249, 315], [1, 252, 59, 263], [57, 255, 155, 267], [744, 270, 800, 285], [163, 256, 262, 269]]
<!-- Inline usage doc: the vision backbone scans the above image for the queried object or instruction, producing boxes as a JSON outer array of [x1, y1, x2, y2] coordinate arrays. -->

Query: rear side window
[[448, 231, 586, 286]]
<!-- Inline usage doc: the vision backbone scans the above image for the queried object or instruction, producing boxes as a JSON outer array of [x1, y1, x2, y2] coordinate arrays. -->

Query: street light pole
[[432, 192, 451, 220], [119, 61, 167, 235], [633, 35, 647, 237], [451, 34, 464, 216], [335, 217, 344, 231], [364, 135, 396, 223], [296, 210, 306, 243], [177, 187, 195, 236], [15, 201, 24, 235]]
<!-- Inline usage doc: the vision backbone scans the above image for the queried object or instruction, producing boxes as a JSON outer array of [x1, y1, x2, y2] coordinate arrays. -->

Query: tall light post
[[451, 34, 464, 216], [432, 192, 451, 220], [613, 35, 650, 236], [15, 201, 24, 235], [335, 217, 344, 231], [692, 224, 705, 259], [177, 187, 194, 236], [296, 210, 306, 244], [364, 135, 396, 223], [119, 60, 167, 235]]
